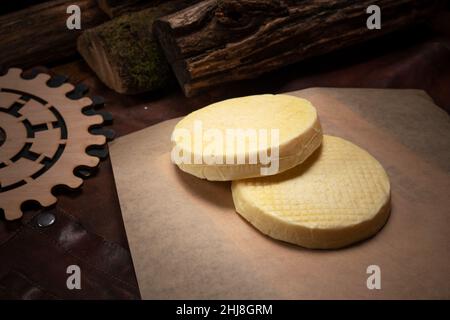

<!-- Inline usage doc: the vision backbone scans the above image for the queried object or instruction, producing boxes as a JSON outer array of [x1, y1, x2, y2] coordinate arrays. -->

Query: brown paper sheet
[[109, 88, 450, 299]]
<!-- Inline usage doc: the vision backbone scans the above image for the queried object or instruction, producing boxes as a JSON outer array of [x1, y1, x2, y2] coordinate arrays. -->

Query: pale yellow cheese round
[[231, 135, 391, 249], [171, 94, 322, 180]]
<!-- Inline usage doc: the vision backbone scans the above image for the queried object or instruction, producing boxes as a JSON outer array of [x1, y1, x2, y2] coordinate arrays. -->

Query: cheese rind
[[231, 135, 391, 249], [172, 94, 323, 180]]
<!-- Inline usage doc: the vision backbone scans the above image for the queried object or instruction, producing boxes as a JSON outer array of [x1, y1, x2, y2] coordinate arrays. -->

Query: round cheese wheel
[[171, 94, 322, 180], [231, 135, 391, 249]]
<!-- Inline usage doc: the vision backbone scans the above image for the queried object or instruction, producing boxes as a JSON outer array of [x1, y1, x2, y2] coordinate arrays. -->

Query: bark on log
[[78, 0, 200, 94], [0, 0, 108, 68], [97, 0, 167, 18], [154, 0, 443, 97]]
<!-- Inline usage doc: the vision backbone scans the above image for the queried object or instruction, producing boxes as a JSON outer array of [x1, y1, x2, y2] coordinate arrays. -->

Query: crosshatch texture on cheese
[[171, 94, 323, 180], [231, 135, 391, 249]]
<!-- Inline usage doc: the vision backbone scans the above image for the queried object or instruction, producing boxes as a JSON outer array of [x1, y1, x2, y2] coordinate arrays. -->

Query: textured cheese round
[[231, 135, 391, 249], [171, 94, 322, 180]]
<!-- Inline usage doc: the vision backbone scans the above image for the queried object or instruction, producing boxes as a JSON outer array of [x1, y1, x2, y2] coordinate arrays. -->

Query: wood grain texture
[[97, 0, 167, 18], [154, 0, 442, 96], [0, 0, 108, 68]]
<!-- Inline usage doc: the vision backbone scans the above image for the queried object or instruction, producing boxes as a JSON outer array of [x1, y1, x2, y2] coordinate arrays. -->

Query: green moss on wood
[[95, 8, 172, 93]]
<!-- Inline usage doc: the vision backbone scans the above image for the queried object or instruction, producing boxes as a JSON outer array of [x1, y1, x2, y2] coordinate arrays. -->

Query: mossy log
[[78, 0, 199, 94], [154, 0, 442, 97]]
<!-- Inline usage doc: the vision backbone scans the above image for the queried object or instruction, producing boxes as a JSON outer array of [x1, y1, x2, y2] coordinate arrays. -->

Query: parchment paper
[[109, 88, 450, 299]]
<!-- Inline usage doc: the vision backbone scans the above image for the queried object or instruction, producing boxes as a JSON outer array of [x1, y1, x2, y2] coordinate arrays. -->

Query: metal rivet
[[37, 213, 56, 227]]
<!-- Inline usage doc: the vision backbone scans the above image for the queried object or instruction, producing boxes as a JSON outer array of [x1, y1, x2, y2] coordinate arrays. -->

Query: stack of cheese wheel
[[171, 94, 390, 249]]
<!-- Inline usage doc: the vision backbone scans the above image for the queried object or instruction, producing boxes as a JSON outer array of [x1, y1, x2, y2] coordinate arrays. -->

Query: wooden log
[[154, 0, 443, 97], [97, 0, 202, 18], [77, 0, 200, 94], [0, 0, 108, 68], [97, 0, 167, 18]]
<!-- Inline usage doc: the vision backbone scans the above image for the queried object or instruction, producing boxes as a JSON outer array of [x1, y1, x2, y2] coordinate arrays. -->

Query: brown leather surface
[[1, 12, 449, 299]]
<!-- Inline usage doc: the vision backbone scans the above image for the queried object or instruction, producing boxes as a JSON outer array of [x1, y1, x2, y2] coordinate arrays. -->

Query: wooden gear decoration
[[0, 68, 107, 220]]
